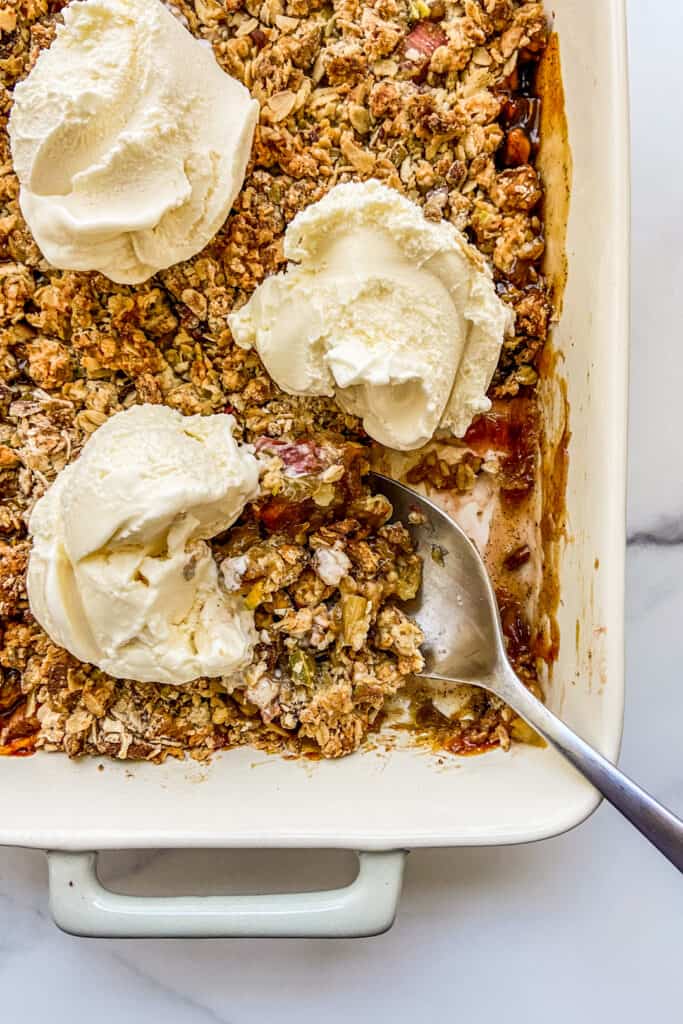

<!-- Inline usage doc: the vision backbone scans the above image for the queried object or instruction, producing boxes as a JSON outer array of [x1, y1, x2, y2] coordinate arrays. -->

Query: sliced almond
[[399, 155, 414, 183], [294, 78, 312, 111], [500, 25, 523, 58], [275, 14, 299, 32], [312, 51, 327, 84], [472, 46, 492, 66], [259, 0, 283, 28], [194, 0, 223, 25], [236, 17, 259, 37], [266, 89, 297, 122], [502, 52, 518, 78]]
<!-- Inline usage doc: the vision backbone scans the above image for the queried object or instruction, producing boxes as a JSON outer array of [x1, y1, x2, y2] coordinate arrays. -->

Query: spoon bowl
[[370, 471, 683, 873], [371, 472, 507, 686]]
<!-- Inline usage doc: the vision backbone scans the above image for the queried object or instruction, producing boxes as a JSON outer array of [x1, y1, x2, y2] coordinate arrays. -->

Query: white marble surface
[[628, 0, 683, 538], [2, 2, 682, 1019]]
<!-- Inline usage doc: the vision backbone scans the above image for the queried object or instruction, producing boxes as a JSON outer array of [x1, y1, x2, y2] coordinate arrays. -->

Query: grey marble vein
[[627, 0, 683, 537], [628, 517, 683, 547], [106, 947, 233, 1024]]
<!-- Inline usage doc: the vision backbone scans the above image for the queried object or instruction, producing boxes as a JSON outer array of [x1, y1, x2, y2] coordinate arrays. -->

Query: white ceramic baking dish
[[0, 0, 629, 938]]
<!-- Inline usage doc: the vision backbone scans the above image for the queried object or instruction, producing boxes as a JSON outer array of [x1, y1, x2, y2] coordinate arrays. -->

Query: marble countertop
[[2, 2, 682, 1019]]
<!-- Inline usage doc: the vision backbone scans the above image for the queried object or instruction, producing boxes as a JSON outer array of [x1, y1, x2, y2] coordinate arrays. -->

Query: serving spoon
[[371, 472, 683, 872]]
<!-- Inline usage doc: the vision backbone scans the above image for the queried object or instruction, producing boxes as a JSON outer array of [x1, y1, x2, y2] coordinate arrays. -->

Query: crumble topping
[[0, 0, 554, 761]]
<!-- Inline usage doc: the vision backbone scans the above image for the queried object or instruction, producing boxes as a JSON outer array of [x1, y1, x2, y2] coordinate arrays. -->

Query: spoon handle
[[497, 666, 683, 873]]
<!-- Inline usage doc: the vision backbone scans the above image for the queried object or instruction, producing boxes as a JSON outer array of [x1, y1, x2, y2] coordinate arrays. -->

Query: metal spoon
[[371, 472, 683, 872]]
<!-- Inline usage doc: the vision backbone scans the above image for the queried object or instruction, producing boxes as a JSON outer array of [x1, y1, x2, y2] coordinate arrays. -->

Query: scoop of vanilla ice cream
[[27, 405, 260, 685], [229, 180, 514, 450], [8, 0, 258, 284]]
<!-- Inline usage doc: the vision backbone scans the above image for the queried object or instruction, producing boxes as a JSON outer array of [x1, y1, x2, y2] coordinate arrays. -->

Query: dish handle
[[46, 849, 407, 938]]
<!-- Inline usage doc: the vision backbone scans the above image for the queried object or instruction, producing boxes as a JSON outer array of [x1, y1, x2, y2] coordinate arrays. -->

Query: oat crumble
[[0, 0, 555, 762]]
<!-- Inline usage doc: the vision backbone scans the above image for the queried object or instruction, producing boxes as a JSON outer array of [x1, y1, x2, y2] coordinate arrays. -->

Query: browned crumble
[[0, 0, 553, 762]]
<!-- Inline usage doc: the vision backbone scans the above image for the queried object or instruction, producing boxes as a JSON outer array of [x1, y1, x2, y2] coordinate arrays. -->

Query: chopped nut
[[514, 364, 539, 386], [340, 132, 376, 176], [349, 103, 371, 135], [0, 8, 17, 33], [502, 127, 532, 167], [0, 446, 19, 469]]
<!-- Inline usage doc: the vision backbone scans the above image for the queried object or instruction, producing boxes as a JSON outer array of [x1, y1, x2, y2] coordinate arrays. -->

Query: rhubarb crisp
[[0, 0, 561, 762]]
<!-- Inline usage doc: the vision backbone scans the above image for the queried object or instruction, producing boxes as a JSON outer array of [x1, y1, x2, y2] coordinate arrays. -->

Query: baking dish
[[0, 0, 629, 937]]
